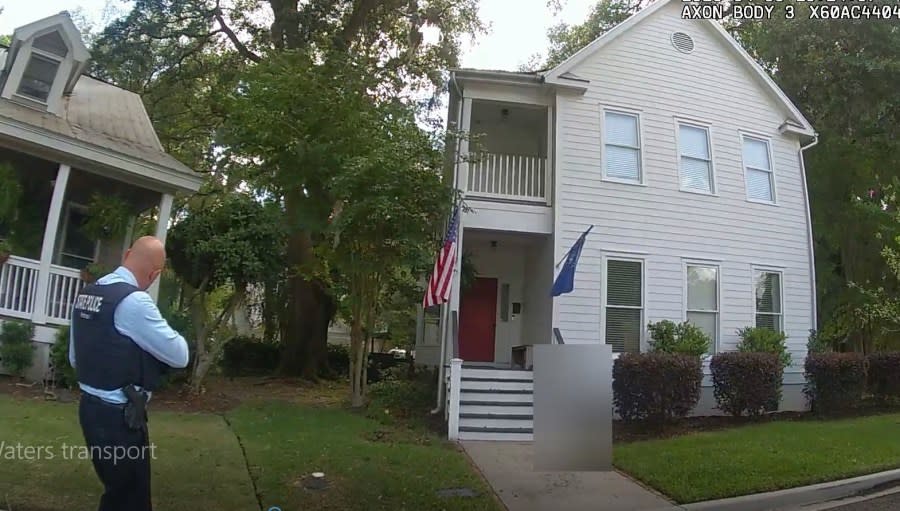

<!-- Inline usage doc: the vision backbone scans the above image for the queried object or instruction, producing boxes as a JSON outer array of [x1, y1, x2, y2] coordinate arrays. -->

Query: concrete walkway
[[462, 441, 677, 511]]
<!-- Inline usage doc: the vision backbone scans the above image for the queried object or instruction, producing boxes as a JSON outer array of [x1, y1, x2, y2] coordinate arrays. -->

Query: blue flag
[[551, 226, 593, 297]]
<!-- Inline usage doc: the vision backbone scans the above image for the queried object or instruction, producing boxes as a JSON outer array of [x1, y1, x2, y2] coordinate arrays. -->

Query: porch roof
[[0, 56, 202, 193]]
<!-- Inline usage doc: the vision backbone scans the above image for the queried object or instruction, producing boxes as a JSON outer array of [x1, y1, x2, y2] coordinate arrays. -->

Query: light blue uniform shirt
[[68, 266, 190, 404]]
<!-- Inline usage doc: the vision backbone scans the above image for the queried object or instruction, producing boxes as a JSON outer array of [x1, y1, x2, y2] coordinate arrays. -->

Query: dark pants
[[79, 393, 152, 511]]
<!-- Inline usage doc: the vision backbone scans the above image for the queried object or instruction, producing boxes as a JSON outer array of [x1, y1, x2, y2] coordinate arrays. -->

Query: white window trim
[[2, 28, 77, 115], [682, 260, 721, 354], [740, 131, 778, 205], [600, 253, 646, 354], [56, 202, 100, 267], [600, 106, 646, 186], [674, 117, 717, 196], [751, 266, 785, 333]]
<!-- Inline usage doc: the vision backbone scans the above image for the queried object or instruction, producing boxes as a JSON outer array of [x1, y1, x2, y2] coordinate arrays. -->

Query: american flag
[[423, 205, 460, 307]]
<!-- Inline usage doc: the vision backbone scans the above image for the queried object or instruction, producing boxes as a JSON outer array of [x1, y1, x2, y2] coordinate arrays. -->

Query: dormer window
[[18, 53, 60, 103], [1, 13, 91, 115]]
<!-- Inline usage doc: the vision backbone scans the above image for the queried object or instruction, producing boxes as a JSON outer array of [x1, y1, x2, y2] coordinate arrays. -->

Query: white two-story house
[[418, 0, 817, 441], [0, 13, 202, 381]]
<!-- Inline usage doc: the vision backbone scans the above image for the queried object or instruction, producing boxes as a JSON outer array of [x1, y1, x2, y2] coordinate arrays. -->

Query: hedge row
[[803, 352, 900, 414], [612, 353, 703, 423], [613, 350, 900, 422]]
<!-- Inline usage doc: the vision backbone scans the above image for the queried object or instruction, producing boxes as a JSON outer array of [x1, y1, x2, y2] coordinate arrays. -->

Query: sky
[[0, 0, 597, 71]]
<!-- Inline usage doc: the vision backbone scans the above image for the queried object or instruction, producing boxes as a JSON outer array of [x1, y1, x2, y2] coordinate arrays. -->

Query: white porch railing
[[467, 152, 548, 202], [46, 265, 83, 325], [0, 256, 83, 324], [0, 256, 40, 319]]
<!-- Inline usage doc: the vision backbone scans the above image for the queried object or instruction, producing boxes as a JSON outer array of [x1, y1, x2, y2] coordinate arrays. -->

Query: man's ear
[[149, 269, 163, 287]]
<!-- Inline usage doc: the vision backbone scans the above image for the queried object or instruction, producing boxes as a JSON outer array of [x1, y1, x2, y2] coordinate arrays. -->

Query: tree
[[530, 0, 648, 70], [321, 100, 450, 406], [166, 194, 285, 392], [91, 0, 484, 378]]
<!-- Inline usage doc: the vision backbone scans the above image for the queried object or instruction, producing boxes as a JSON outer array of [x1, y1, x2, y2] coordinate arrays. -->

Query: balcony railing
[[0, 256, 39, 320], [46, 265, 83, 324], [467, 152, 548, 203], [0, 256, 84, 325]]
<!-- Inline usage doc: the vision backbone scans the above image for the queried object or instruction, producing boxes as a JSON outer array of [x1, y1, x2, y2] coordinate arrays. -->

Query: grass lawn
[[615, 413, 900, 504], [0, 393, 499, 511], [0, 396, 257, 511], [227, 401, 499, 511]]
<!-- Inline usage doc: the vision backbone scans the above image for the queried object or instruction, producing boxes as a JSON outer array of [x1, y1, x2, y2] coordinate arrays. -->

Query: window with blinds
[[743, 136, 775, 203], [603, 111, 641, 182], [686, 265, 718, 352], [605, 259, 643, 353], [755, 271, 783, 331], [678, 124, 714, 193]]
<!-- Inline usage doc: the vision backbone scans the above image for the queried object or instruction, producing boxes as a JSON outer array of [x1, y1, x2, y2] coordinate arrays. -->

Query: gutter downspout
[[798, 134, 819, 331], [432, 72, 464, 415]]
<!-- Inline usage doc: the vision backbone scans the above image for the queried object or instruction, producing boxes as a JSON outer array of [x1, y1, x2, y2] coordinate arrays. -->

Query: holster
[[122, 384, 149, 432]]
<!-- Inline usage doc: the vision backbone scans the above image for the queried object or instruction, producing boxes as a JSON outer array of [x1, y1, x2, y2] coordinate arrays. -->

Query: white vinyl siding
[[605, 258, 643, 353], [678, 123, 713, 193], [553, 0, 813, 372], [754, 270, 783, 332], [603, 110, 642, 182], [743, 136, 775, 203], [686, 264, 718, 352]]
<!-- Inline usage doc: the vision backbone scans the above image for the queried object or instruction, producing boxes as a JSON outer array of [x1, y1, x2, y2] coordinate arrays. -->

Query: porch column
[[456, 97, 473, 194], [147, 193, 174, 303], [31, 164, 71, 325]]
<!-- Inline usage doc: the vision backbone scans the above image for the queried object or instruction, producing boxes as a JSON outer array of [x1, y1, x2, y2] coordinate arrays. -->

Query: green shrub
[[867, 352, 900, 400], [648, 320, 710, 357], [737, 326, 791, 367], [710, 352, 783, 417], [0, 320, 35, 378], [807, 329, 829, 354], [327, 343, 350, 378], [612, 353, 703, 423], [49, 326, 77, 388], [367, 367, 437, 426], [220, 336, 280, 377], [804, 353, 867, 414]]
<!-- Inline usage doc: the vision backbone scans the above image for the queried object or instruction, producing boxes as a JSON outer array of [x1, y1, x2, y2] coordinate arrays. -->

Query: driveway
[[462, 441, 677, 511]]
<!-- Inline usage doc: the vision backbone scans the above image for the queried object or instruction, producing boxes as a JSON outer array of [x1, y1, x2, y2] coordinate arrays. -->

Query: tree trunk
[[349, 317, 366, 408], [191, 352, 216, 394], [277, 197, 337, 378]]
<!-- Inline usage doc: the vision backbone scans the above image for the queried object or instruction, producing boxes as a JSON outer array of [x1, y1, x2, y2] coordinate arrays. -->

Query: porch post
[[31, 164, 71, 325], [456, 97, 473, 194], [147, 193, 174, 303]]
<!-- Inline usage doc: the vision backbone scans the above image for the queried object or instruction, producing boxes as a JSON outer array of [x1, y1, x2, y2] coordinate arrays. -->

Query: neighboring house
[[0, 13, 202, 381], [419, 0, 817, 441]]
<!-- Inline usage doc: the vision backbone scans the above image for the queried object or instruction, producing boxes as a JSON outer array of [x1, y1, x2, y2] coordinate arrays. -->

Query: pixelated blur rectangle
[[533, 343, 612, 471]]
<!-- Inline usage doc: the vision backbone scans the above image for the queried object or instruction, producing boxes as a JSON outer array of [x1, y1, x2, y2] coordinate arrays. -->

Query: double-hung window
[[743, 135, 776, 203], [605, 258, 643, 353], [754, 270, 783, 331], [16, 32, 68, 103], [686, 264, 718, 353], [603, 110, 642, 183], [678, 123, 714, 193]]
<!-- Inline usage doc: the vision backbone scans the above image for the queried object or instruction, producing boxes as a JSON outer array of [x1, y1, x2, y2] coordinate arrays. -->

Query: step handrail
[[553, 327, 565, 345]]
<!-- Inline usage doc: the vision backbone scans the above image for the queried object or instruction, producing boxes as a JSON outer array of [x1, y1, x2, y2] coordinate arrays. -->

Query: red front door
[[459, 277, 498, 362]]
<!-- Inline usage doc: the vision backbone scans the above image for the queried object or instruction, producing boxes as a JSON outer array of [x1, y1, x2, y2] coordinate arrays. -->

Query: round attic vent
[[671, 32, 695, 53]]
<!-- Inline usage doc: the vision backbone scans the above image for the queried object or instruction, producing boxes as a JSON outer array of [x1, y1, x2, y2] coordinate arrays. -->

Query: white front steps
[[456, 366, 534, 441]]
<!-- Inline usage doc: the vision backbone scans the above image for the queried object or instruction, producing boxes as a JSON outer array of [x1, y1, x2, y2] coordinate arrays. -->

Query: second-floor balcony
[[461, 100, 551, 205], [467, 152, 549, 203]]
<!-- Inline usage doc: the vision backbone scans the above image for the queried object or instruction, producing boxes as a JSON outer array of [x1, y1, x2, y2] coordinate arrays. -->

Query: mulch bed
[[0, 374, 349, 414], [614, 400, 900, 443]]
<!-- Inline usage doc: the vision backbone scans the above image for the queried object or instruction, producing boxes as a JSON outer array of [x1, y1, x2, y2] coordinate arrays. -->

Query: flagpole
[[555, 225, 594, 269]]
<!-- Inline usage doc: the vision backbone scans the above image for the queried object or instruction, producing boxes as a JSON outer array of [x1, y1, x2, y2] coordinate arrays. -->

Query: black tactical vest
[[71, 281, 167, 392]]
